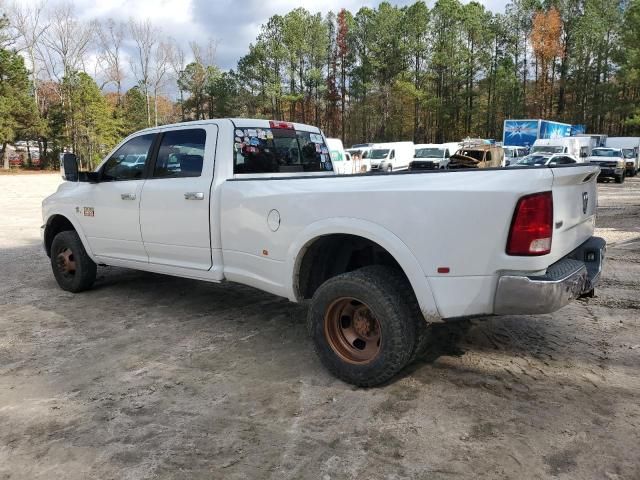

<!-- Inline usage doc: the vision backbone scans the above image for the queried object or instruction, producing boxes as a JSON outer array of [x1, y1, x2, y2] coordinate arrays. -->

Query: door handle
[[121, 193, 136, 200], [184, 192, 204, 200]]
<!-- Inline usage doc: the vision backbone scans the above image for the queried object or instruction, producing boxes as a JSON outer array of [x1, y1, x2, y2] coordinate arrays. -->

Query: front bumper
[[494, 236, 605, 315], [410, 160, 439, 170], [597, 167, 623, 178]]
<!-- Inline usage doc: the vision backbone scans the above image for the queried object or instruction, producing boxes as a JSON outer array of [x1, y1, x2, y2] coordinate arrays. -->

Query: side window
[[102, 134, 155, 181], [390, 150, 395, 159], [486, 152, 492, 162], [153, 129, 206, 178]]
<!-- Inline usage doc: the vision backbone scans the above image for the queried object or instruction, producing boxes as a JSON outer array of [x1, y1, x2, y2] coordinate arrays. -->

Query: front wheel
[[615, 172, 625, 184], [386, 165, 392, 173], [307, 266, 418, 387], [50, 230, 97, 292]]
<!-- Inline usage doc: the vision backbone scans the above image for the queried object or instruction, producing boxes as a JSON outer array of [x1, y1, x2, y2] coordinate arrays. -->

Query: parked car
[[508, 153, 578, 167], [43, 118, 605, 387], [503, 146, 529, 166], [410, 143, 459, 170], [368, 142, 415, 172], [587, 147, 627, 183]]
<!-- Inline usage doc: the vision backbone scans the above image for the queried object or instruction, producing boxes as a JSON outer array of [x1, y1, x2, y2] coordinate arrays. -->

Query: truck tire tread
[[50, 230, 97, 293], [307, 265, 419, 387]]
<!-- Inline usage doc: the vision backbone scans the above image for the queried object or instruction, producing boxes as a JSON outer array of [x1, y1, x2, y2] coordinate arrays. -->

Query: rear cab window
[[233, 122, 333, 175]]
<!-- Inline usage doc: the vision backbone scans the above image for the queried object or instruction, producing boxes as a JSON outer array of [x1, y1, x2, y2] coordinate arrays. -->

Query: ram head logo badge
[[582, 192, 588, 214]]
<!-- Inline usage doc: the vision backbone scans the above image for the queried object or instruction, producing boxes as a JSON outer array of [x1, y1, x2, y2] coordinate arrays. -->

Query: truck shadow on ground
[[0, 243, 631, 385]]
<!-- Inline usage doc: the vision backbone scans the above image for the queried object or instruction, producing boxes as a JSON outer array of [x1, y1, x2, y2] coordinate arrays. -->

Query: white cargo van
[[410, 143, 460, 170], [326, 138, 354, 175], [368, 142, 415, 172], [605, 137, 640, 176]]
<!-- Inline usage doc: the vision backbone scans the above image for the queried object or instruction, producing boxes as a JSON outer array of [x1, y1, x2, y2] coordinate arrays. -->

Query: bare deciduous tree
[[190, 37, 217, 67], [166, 38, 187, 120], [40, 2, 93, 81], [151, 42, 170, 126], [129, 18, 157, 127], [9, 1, 47, 105], [94, 18, 126, 103]]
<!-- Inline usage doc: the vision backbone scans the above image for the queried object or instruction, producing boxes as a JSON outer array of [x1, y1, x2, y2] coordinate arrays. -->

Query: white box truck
[[368, 142, 415, 172], [531, 138, 587, 161]]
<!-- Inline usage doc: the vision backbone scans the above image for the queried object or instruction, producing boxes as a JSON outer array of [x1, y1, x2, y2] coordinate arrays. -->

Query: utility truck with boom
[[43, 119, 605, 387]]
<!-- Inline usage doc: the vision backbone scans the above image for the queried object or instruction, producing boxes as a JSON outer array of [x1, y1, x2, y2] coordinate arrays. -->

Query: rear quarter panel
[[218, 168, 578, 317]]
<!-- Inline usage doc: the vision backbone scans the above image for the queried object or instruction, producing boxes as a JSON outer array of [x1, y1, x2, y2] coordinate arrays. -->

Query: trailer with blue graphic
[[503, 119, 573, 148]]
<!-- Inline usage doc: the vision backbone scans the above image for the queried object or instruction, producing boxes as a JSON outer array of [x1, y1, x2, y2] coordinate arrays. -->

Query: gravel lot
[[1, 173, 639, 480]]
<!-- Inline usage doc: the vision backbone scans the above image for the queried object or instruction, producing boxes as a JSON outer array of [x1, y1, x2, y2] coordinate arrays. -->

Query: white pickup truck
[[42, 119, 605, 387]]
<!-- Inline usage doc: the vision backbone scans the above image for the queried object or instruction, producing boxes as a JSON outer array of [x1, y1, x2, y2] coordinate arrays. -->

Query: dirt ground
[[0, 173, 638, 480]]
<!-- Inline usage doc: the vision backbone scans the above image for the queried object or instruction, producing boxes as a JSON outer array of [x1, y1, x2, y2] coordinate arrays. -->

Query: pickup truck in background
[[42, 119, 605, 387], [605, 137, 640, 177], [587, 147, 627, 183]]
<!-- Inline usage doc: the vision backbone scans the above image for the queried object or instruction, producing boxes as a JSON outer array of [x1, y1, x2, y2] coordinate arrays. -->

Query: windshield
[[531, 145, 564, 154], [622, 149, 635, 159], [592, 149, 619, 157], [515, 155, 548, 166], [456, 150, 484, 161], [369, 149, 390, 159], [415, 148, 444, 159]]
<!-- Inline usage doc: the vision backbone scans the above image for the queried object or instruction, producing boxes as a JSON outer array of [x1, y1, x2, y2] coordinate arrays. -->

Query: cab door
[[138, 126, 216, 270], [77, 133, 156, 262]]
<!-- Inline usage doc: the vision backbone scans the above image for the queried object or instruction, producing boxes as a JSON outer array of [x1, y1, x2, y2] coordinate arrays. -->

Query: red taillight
[[506, 191, 553, 256], [269, 120, 294, 130]]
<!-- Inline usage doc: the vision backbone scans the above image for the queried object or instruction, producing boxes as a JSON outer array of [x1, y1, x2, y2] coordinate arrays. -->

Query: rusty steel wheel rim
[[324, 297, 382, 365], [56, 247, 76, 276]]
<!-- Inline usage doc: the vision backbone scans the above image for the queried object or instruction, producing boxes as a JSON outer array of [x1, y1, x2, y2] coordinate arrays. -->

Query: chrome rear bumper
[[494, 237, 605, 315]]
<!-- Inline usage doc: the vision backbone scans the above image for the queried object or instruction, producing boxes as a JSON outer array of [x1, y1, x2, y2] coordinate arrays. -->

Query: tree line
[[1, 0, 640, 169]]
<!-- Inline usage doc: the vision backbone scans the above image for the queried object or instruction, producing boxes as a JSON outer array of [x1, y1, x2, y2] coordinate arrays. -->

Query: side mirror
[[62, 153, 79, 182]]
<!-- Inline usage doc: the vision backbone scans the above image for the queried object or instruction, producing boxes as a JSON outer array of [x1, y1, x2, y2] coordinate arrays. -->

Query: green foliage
[[62, 72, 118, 168], [123, 86, 148, 134], [0, 47, 40, 167], [4, 0, 640, 158]]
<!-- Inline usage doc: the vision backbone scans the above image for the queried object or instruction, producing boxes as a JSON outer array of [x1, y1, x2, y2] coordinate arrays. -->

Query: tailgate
[[549, 165, 600, 260]]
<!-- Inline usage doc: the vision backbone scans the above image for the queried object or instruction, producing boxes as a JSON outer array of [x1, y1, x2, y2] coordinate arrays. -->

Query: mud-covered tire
[[50, 230, 97, 292], [307, 266, 421, 387]]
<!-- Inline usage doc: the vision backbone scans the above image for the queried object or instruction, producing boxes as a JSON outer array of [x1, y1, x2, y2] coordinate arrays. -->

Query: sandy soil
[[0, 173, 638, 480]]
